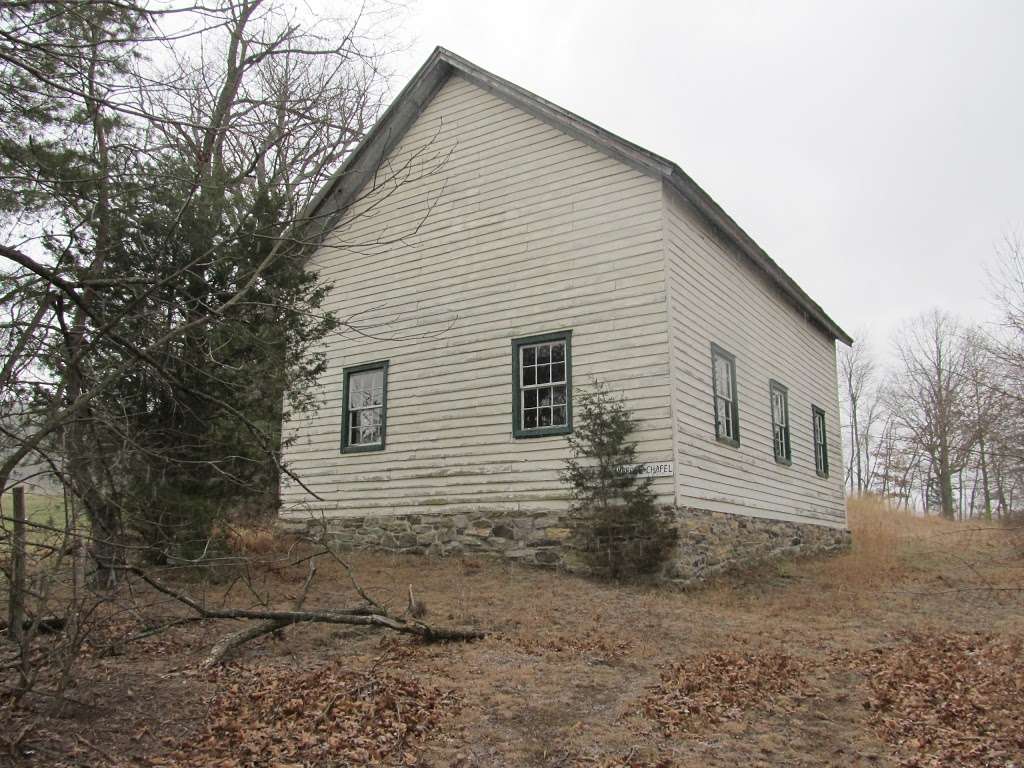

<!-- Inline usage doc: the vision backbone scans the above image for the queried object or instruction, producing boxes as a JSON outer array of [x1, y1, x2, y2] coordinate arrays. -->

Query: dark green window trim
[[340, 360, 389, 453], [812, 405, 829, 477], [512, 330, 572, 439], [769, 379, 791, 465], [710, 343, 740, 447]]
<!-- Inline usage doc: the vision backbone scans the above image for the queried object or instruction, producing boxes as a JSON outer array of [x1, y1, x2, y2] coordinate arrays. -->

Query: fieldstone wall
[[668, 506, 851, 583], [280, 506, 850, 583]]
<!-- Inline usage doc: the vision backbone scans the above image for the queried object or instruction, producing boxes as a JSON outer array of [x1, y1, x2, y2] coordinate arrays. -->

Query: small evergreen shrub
[[562, 381, 678, 580]]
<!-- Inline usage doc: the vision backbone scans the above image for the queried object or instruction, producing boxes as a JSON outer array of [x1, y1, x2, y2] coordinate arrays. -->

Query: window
[[769, 380, 791, 464], [812, 405, 829, 477], [341, 361, 388, 452], [512, 331, 572, 438], [711, 344, 739, 445]]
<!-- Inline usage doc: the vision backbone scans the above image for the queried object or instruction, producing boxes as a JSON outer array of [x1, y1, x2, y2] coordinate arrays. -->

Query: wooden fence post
[[7, 486, 26, 644]]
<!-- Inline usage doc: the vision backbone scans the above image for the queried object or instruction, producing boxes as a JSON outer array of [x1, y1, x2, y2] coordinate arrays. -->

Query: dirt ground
[[2, 502, 1023, 767]]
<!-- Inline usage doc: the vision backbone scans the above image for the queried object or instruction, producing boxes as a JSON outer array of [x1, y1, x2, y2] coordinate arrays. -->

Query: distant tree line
[[839, 234, 1024, 519]]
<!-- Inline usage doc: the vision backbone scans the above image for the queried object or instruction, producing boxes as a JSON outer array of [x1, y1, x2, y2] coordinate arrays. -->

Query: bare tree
[[0, 0, 412, 569], [889, 310, 978, 518], [0, 0, 459, 706], [839, 335, 883, 495], [985, 231, 1024, 516]]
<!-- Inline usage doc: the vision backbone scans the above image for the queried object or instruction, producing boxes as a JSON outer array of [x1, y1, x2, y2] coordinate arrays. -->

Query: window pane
[[350, 406, 382, 444], [775, 424, 787, 459], [716, 396, 734, 440], [515, 336, 570, 434], [348, 378, 364, 409], [350, 370, 384, 409], [714, 357, 732, 399]]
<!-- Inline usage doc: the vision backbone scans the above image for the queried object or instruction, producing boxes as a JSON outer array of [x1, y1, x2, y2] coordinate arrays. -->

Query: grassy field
[[0, 492, 66, 569], [2, 498, 1022, 767], [0, 491, 65, 532]]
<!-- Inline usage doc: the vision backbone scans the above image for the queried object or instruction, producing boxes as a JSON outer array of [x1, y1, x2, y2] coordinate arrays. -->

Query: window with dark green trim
[[769, 380, 791, 464], [512, 331, 572, 438], [711, 343, 739, 446], [341, 361, 388, 452], [812, 405, 829, 477]]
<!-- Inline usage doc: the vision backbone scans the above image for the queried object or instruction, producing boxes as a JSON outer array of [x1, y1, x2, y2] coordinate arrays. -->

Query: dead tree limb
[[203, 558, 318, 667], [118, 563, 485, 667]]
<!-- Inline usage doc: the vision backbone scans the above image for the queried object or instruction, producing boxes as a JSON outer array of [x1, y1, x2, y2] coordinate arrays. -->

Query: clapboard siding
[[280, 74, 675, 518], [662, 183, 846, 527]]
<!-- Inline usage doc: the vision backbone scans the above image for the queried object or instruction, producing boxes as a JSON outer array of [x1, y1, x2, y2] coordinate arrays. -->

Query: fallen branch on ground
[[116, 557, 485, 667], [203, 558, 319, 667], [0, 616, 66, 635]]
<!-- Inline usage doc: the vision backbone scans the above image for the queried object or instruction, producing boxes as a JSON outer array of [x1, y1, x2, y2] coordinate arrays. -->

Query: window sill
[[341, 443, 385, 454], [716, 436, 740, 449], [774, 456, 792, 466], [513, 425, 572, 439]]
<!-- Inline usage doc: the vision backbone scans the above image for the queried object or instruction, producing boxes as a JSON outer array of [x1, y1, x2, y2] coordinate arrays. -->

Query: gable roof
[[299, 47, 853, 346]]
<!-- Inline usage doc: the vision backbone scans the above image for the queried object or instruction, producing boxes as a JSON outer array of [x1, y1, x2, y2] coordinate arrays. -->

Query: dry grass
[[830, 496, 1015, 593], [841, 495, 949, 580], [217, 521, 289, 557], [4, 498, 1022, 767]]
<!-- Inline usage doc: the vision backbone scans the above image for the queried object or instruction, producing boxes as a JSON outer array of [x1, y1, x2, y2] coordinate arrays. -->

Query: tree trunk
[[7, 487, 26, 646], [978, 436, 992, 520], [937, 460, 956, 519], [64, 15, 121, 587]]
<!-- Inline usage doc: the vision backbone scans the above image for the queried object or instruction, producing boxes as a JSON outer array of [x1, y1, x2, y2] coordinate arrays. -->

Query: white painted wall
[[280, 74, 676, 519], [662, 184, 847, 527], [282, 71, 847, 530]]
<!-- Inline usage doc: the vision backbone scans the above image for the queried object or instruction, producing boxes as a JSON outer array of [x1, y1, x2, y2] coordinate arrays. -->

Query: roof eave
[[664, 167, 854, 346], [290, 48, 455, 248]]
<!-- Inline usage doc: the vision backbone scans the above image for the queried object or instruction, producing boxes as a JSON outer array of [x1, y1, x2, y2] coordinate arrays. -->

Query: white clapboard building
[[279, 48, 852, 577]]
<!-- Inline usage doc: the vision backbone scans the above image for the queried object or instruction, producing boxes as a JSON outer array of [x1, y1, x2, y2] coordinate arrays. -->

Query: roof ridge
[[298, 46, 852, 345]]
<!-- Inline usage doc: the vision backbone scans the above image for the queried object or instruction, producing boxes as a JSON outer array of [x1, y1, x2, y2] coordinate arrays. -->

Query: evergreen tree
[[562, 381, 678, 579]]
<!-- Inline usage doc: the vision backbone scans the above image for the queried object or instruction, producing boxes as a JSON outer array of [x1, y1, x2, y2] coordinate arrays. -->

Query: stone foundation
[[669, 506, 851, 583], [280, 506, 850, 583]]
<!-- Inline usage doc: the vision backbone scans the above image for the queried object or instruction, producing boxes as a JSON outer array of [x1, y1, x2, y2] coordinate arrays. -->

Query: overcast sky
[[388, 0, 1023, 349]]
